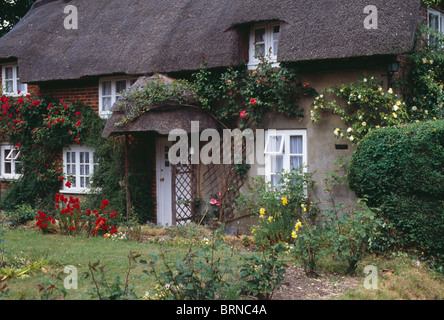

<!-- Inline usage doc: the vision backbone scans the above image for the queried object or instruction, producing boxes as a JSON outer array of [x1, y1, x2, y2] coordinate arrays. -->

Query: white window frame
[[248, 22, 281, 70], [264, 129, 307, 187], [0, 144, 22, 180], [98, 76, 137, 119], [61, 145, 97, 194], [1, 63, 28, 96], [428, 8, 443, 33]]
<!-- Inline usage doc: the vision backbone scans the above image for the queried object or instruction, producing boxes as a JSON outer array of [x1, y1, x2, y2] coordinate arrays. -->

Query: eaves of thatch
[[101, 74, 219, 138], [0, 0, 422, 83]]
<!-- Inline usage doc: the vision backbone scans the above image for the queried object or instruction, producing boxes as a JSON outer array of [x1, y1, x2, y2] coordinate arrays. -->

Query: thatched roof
[[101, 74, 218, 137], [0, 0, 422, 83]]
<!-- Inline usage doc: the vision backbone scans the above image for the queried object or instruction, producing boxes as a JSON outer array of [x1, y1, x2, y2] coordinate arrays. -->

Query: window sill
[[247, 61, 280, 70], [59, 188, 101, 195], [1, 92, 29, 97], [0, 175, 22, 181]]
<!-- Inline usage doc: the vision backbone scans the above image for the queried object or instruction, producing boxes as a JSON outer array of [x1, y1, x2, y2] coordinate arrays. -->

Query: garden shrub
[[4, 204, 35, 227], [347, 120, 444, 262]]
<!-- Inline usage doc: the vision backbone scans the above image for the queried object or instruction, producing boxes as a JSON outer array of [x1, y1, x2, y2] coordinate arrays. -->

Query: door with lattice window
[[172, 160, 195, 225], [156, 138, 195, 226]]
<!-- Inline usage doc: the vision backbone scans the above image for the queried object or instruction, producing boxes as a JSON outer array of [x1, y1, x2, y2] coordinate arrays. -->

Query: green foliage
[[84, 252, 140, 300], [193, 59, 317, 129], [115, 75, 199, 126], [311, 76, 409, 143], [322, 200, 386, 274], [3, 204, 35, 227], [347, 120, 444, 265], [240, 244, 287, 300], [142, 228, 239, 300], [404, 24, 443, 121], [237, 168, 314, 249], [0, 94, 105, 211], [0, 0, 35, 37], [423, 0, 443, 8]]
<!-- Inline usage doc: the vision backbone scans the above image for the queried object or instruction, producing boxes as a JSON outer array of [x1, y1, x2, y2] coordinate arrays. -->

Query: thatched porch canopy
[[0, 0, 422, 83], [102, 74, 218, 138]]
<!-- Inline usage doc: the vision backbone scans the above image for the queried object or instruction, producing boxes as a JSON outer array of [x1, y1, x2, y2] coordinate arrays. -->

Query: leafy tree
[[0, 0, 35, 37]]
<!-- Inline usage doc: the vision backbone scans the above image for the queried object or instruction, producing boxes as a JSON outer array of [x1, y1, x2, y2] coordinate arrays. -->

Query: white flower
[[334, 128, 340, 136], [362, 122, 367, 127], [393, 105, 399, 111], [349, 136, 354, 141], [363, 78, 367, 82], [347, 127, 353, 133], [388, 88, 393, 94], [412, 106, 417, 111]]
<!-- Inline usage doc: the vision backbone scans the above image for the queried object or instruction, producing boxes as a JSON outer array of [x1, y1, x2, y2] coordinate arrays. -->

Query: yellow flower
[[282, 197, 288, 206], [301, 204, 307, 212], [388, 88, 393, 94], [268, 216, 274, 222], [291, 231, 298, 239], [259, 208, 266, 215]]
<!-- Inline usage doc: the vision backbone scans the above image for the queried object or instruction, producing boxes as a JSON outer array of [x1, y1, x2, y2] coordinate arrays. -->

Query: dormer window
[[248, 22, 280, 70], [99, 77, 137, 118], [1, 64, 27, 96]]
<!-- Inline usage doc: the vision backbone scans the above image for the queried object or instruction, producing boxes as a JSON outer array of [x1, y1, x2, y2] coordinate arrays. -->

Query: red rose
[[240, 110, 247, 119], [250, 98, 258, 106]]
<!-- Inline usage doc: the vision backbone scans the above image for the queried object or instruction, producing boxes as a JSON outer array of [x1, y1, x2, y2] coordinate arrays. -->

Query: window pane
[[4, 67, 13, 80], [80, 177, 85, 188], [273, 26, 280, 40], [116, 80, 127, 94], [271, 174, 282, 187], [290, 136, 303, 154], [5, 81, 13, 93], [71, 152, 76, 164], [290, 156, 303, 170], [102, 97, 112, 111], [80, 164, 84, 175], [429, 13, 439, 30], [271, 155, 283, 173], [4, 149, 10, 161], [266, 135, 283, 153], [102, 81, 112, 96], [4, 163, 11, 174], [85, 165, 90, 176], [17, 81, 26, 92], [255, 28, 266, 43]]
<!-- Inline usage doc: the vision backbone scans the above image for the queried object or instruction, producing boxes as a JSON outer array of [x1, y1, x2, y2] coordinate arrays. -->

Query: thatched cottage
[[0, 0, 442, 229]]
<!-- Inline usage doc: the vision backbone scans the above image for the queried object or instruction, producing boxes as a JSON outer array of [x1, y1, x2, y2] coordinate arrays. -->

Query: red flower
[[75, 111, 80, 117], [71, 227, 76, 231], [75, 121, 81, 127], [250, 98, 258, 106], [101, 199, 110, 208], [240, 110, 247, 119], [65, 181, 72, 188]]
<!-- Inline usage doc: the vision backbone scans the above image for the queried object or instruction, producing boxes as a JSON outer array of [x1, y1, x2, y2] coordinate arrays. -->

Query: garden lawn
[[2, 228, 197, 300]]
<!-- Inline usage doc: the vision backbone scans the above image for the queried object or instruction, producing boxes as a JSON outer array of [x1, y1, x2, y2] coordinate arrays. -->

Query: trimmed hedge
[[348, 120, 444, 259]]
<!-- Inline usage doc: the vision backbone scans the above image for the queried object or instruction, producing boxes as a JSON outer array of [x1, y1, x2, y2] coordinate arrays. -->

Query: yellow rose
[[282, 197, 288, 206]]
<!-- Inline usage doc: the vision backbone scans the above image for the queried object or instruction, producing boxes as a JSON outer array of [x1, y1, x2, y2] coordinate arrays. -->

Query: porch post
[[124, 133, 131, 222]]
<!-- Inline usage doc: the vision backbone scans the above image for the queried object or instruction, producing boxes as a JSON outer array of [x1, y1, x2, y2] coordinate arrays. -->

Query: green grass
[[1, 228, 199, 300]]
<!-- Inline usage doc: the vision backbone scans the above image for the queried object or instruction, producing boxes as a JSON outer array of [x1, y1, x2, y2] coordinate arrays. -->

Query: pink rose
[[240, 110, 247, 119]]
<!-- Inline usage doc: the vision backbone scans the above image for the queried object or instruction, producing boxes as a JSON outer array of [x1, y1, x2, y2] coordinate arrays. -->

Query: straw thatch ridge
[[0, 0, 421, 83]]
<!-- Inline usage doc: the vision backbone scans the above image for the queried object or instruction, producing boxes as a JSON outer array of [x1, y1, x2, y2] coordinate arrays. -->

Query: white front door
[[156, 138, 173, 227]]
